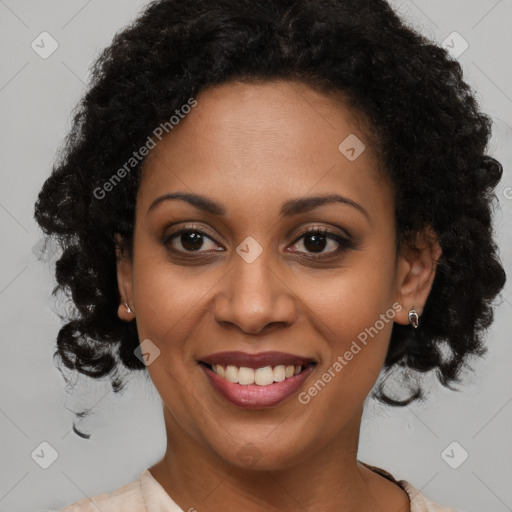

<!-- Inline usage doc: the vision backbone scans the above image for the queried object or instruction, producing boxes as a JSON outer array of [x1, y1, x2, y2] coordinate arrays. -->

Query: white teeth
[[225, 365, 239, 383], [255, 366, 274, 386], [210, 363, 308, 385], [273, 365, 286, 382], [238, 366, 255, 385]]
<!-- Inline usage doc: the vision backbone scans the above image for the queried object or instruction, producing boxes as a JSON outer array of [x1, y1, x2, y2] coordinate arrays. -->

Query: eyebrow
[[147, 192, 369, 220]]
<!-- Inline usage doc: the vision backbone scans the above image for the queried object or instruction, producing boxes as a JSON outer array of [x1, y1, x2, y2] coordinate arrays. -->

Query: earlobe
[[115, 233, 135, 321], [118, 301, 136, 321], [394, 226, 442, 326]]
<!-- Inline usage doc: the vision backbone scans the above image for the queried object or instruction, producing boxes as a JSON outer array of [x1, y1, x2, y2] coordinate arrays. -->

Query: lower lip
[[201, 364, 315, 408]]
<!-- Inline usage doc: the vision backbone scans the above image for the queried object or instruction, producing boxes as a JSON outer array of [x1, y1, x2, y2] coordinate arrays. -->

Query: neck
[[148, 405, 394, 512]]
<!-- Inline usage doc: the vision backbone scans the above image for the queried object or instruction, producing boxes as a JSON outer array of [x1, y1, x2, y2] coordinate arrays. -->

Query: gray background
[[0, 1, 511, 511]]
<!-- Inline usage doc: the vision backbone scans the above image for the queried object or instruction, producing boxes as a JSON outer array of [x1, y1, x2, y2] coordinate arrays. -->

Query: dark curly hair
[[34, 0, 506, 435]]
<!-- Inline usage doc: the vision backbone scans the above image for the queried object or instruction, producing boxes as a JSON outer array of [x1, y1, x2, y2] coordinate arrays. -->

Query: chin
[[215, 436, 313, 472]]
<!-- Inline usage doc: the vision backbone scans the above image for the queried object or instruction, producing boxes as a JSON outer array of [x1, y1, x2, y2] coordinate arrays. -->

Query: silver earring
[[408, 309, 419, 328], [123, 302, 132, 314]]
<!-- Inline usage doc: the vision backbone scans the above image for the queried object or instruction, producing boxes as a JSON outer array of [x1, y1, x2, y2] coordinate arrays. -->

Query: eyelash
[[163, 224, 355, 259]]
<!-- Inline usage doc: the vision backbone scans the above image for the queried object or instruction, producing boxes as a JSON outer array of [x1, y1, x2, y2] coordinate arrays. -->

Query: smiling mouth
[[198, 351, 317, 407], [199, 362, 315, 386]]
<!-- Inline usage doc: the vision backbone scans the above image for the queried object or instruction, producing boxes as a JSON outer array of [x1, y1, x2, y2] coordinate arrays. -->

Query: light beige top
[[60, 463, 459, 512]]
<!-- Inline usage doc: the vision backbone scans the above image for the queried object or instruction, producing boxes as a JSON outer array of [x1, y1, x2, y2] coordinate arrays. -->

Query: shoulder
[[60, 472, 146, 512], [399, 480, 460, 512], [360, 461, 460, 512]]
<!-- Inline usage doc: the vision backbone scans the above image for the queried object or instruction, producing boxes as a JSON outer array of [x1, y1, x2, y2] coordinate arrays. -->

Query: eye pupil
[[304, 233, 327, 253], [181, 232, 204, 251]]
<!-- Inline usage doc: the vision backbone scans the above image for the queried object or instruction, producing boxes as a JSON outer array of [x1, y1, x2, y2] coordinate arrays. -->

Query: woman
[[34, 0, 506, 510]]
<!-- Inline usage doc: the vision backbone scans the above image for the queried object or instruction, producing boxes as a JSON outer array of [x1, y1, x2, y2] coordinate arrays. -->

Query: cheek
[[129, 262, 211, 413], [131, 259, 214, 431], [301, 249, 397, 344], [131, 244, 215, 343], [295, 252, 398, 405], [307, 282, 395, 384]]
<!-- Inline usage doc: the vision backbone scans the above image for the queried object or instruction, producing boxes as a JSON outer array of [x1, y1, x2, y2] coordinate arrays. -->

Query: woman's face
[[118, 80, 418, 470]]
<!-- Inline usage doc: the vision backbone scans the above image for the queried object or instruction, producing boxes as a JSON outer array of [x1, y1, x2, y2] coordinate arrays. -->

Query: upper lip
[[200, 351, 316, 369]]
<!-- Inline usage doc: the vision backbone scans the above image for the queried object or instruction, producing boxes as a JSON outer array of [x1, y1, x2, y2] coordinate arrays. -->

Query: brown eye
[[290, 228, 354, 257], [302, 231, 330, 253], [164, 229, 221, 253]]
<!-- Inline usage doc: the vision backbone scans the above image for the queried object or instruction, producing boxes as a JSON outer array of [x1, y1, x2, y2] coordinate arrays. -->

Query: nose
[[213, 251, 297, 335]]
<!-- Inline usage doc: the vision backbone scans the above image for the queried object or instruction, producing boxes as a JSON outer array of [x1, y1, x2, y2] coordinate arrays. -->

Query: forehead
[[138, 80, 392, 222]]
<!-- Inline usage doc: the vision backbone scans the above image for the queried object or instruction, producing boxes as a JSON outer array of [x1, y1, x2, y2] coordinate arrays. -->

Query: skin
[[115, 80, 442, 512]]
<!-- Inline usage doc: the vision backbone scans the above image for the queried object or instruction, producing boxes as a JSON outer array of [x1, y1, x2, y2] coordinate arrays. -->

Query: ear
[[394, 225, 442, 326], [115, 233, 135, 322]]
